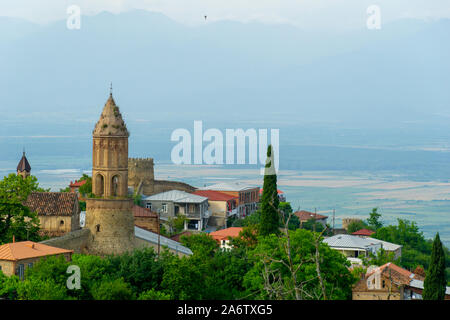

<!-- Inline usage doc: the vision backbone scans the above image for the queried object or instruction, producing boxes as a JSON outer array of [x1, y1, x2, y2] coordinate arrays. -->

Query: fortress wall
[[153, 180, 196, 194], [40, 228, 91, 254]]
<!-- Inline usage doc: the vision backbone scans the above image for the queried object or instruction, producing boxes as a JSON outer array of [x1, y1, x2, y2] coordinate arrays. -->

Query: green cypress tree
[[423, 233, 446, 300], [259, 145, 280, 236]]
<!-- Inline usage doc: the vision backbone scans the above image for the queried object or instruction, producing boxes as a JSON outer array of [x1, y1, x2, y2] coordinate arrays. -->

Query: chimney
[[12, 235, 15, 243]]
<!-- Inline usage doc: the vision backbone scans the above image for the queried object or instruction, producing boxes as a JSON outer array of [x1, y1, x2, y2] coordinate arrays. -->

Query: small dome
[[93, 94, 129, 137]]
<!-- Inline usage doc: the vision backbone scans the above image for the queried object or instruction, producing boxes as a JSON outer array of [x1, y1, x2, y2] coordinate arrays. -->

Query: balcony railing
[[185, 210, 211, 219]]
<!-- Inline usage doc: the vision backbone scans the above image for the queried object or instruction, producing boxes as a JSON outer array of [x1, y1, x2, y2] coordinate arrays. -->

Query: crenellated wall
[[128, 157, 195, 195]]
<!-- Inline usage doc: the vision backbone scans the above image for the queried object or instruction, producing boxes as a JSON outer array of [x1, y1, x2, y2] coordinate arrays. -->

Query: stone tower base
[[85, 198, 136, 256]]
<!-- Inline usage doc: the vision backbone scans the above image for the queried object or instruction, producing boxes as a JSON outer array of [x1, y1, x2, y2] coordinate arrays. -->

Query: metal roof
[[143, 190, 208, 203], [199, 182, 258, 192], [323, 234, 380, 250], [134, 226, 193, 256], [365, 237, 402, 251]]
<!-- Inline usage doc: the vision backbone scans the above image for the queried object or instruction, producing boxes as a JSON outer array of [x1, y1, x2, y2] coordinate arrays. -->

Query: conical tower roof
[[93, 94, 129, 137], [17, 151, 31, 173]]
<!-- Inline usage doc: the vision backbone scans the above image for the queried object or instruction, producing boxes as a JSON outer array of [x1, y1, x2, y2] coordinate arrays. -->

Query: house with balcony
[[192, 190, 238, 228], [142, 190, 210, 231], [199, 182, 259, 218]]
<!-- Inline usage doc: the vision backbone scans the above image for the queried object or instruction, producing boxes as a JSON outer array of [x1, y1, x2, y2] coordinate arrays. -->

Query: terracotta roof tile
[[69, 180, 87, 188], [192, 190, 238, 202], [0, 241, 73, 261], [210, 227, 243, 241], [294, 210, 328, 221], [24, 192, 78, 216], [132, 205, 158, 217], [352, 228, 375, 236]]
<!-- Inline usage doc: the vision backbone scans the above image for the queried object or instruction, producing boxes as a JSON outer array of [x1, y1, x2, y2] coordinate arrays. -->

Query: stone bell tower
[[85, 91, 136, 255]]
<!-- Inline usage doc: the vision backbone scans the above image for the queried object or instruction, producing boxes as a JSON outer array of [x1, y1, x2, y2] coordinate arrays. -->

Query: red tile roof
[[132, 205, 157, 218], [24, 192, 79, 216], [352, 228, 375, 236], [69, 180, 87, 188], [209, 227, 243, 241], [294, 210, 328, 221], [192, 190, 238, 202], [0, 241, 73, 261], [365, 263, 424, 285], [259, 189, 284, 194]]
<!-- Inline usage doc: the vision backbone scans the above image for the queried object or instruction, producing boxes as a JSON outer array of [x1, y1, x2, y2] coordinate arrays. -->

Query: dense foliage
[[0, 229, 357, 300], [373, 218, 450, 283], [259, 145, 280, 236], [0, 174, 47, 244], [423, 233, 447, 300]]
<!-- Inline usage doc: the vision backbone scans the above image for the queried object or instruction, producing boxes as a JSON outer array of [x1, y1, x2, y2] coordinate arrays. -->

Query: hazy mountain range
[[1, 10, 449, 124], [1, 10, 450, 177]]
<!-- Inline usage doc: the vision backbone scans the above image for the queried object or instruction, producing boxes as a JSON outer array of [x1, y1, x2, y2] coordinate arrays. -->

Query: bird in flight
[[204, 15, 207, 20]]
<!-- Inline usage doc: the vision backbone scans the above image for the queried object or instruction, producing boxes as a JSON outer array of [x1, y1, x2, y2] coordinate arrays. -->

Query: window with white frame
[[146, 202, 152, 210]]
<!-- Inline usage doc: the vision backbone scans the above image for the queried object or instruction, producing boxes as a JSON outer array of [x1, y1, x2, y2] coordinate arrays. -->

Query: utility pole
[[157, 208, 162, 257], [333, 208, 335, 234]]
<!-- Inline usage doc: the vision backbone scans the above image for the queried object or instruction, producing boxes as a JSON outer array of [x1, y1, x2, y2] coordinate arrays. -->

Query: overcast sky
[[1, 0, 450, 29]]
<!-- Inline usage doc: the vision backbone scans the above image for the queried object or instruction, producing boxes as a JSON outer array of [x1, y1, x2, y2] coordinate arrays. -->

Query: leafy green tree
[[77, 174, 92, 196], [301, 218, 330, 235], [243, 229, 355, 300], [69, 254, 114, 299], [366, 208, 383, 231], [232, 210, 261, 227], [0, 173, 49, 203], [279, 202, 300, 230], [160, 255, 205, 299], [0, 272, 20, 300], [361, 247, 400, 267], [423, 233, 447, 300], [17, 277, 69, 300], [133, 193, 142, 206], [138, 289, 171, 300], [259, 145, 280, 236], [0, 173, 48, 244], [107, 247, 163, 295], [79, 201, 86, 211], [0, 202, 41, 244], [166, 214, 188, 236], [181, 233, 218, 257], [12, 255, 71, 300], [347, 220, 369, 234], [91, 277, 133, 300]]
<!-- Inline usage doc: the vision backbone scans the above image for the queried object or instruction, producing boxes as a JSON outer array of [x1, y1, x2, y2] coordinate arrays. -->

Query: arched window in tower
[[112, 175, 120, 197], [95, 174, 104, 196]]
